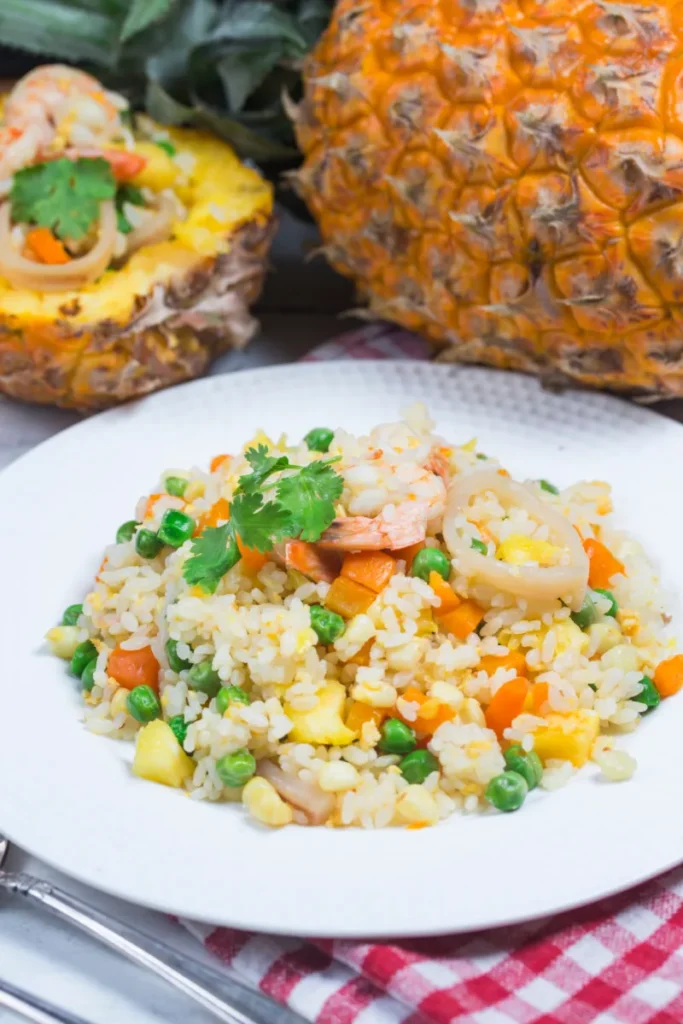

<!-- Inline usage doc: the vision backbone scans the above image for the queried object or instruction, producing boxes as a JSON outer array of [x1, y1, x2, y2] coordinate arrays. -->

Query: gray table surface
[[4, 307, 683, 1024]]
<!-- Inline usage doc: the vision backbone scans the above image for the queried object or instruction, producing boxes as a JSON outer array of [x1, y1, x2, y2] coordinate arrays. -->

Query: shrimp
[[318, 500, 436, 551], [0, 65, 128, 181], [319, 441, 448, 552]]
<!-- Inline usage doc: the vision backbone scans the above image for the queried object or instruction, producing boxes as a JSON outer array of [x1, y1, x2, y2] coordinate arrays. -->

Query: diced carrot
[[654, 655, 683, 698], [485, 677, 530, 738], [498, 469, 510, 477], [394, 541, 424, 572], [25, 227, 70, 265], [526, 681, 549, 715], [347, 639, 373, 667], [101, 149, 148, 182], [210, 454, 230, 473], [479, 651, 527, 677], [325, 576, 376, 618], [107, 645, 160, 692], [345, 701, 386, 733], [236, 534, 268, 573], [583, 538, 625, 589], [429, 571, 461, 615], [439, 600, 484, 640], [286, 540, 340, 583], [195, 498, 230, 533], [341, 551, 395, 593], [393, 686, 455, 735], [144, 493, 164, 519]]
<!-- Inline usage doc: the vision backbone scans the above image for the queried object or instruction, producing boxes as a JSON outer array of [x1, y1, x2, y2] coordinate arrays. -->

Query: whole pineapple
[[293, 0, 683, 397]]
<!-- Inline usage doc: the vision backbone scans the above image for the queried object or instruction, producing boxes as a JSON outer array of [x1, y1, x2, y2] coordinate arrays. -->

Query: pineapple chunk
[[532, 710, 600, 767], [132, 720, 194, 788], [497, 534, 559, 567], [132, 142, 180, 191], [286, 682, 356, 746]]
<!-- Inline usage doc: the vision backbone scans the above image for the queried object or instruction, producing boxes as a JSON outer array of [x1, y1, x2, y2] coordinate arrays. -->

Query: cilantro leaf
[[11, 158, 117, 241], [236, 445, 291, 495], [230, 492, 294, 553], [276, 460, 343, 543], [182, 524, 240, 594]]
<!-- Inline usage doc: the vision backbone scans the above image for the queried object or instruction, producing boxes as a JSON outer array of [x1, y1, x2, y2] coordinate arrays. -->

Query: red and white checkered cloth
[[185, 324, 683, 1024]]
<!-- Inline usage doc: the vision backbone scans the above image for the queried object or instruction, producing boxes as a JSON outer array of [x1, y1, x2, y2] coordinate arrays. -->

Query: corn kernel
[[184, 480, 205, 501], [45, 625, 84, 659], [242, 777, 293, 827], [318, 761, 359, 792], [396, 785, 439, 826], [554, 619, 590, 656], [110, 687, 129, 717]]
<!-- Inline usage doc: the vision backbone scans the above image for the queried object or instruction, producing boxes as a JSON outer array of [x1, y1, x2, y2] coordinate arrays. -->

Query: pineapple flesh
[[0, 122, 274, 410], [294, 0, 683, 398]]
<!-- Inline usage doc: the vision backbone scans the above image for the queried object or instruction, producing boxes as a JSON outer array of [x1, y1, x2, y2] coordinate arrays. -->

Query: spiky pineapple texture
[[294, 0, 683, 397]]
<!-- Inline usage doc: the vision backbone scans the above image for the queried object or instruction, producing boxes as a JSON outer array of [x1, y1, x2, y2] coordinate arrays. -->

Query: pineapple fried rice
[[47, 404, 681, 829]]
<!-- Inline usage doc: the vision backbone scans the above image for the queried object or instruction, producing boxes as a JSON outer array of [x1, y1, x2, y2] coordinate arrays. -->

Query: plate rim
[[2, 360, 683, 938]]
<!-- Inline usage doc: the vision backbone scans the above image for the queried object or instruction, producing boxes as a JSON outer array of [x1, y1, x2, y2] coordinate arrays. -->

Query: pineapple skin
[[294, 0, 683, 398], [0, 127, 275, 410]]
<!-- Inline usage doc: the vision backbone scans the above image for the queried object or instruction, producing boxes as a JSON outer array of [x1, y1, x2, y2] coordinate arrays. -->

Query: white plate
[[2, 361, 683, 938]]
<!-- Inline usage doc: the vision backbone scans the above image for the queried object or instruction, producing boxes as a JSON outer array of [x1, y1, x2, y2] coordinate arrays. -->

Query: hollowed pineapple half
[[0, 122, 274, 410], [294, 0, 683, 398]]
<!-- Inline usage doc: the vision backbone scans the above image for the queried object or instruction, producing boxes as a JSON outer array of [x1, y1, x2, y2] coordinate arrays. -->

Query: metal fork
[[0, 836, 305, 1024], [0, 977, 96, 1024]]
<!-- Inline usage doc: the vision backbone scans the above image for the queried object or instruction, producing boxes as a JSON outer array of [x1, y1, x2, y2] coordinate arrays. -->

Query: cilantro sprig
[[182, 445, 343, 592], [182, 524, 240, 595], [10, 157, 117, 241]]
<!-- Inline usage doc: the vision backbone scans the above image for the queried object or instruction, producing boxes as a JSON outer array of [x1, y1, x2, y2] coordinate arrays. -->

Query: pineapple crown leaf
[[0, 0, 335, 163]]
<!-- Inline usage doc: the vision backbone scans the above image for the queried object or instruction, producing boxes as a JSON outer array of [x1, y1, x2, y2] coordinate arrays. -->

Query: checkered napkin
[[184, 323, 683, 1024]]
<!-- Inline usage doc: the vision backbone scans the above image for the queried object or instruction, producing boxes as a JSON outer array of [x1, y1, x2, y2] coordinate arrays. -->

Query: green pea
[[126, 685, 161, 723], [187, 660, 221, 697], [168, 715, 188, 747], [378, 718, 416, 755], [471, 538, 487, 556], [62, 603, 83, 626], [411, 547, 450, 583], [156, 139, 176, 156], [116, 520, 139, 544], [570, 594, 598, 630], [136, 528, 162, 559], [165, 638, 191, 673], [634, 675, 660, 712], [539, 479, 559, 495], [485, 771, 528, 812], [157, 509, 196, 548], [71, 640, 97, 678], [215, 749, 256, 787], [165, 476, 188, 498], [592, 588, 618, 617], [476, 453, 488, 461], [81, 658, 97, 692], [216, 685, 250, 714], [503, 744, 543, 790], [310, 604, 345, 645], [304, 427, 334, 453], [399, 749, 439, 784]]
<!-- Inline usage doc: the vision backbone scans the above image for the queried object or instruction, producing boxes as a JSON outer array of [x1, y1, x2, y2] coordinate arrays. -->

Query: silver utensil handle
[[6, 874, 303, 1024], [0, 977, 94, 1024]]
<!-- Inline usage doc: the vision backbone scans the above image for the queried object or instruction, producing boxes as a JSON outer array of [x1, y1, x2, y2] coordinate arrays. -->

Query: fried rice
[[46, 403, 679, 828]]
